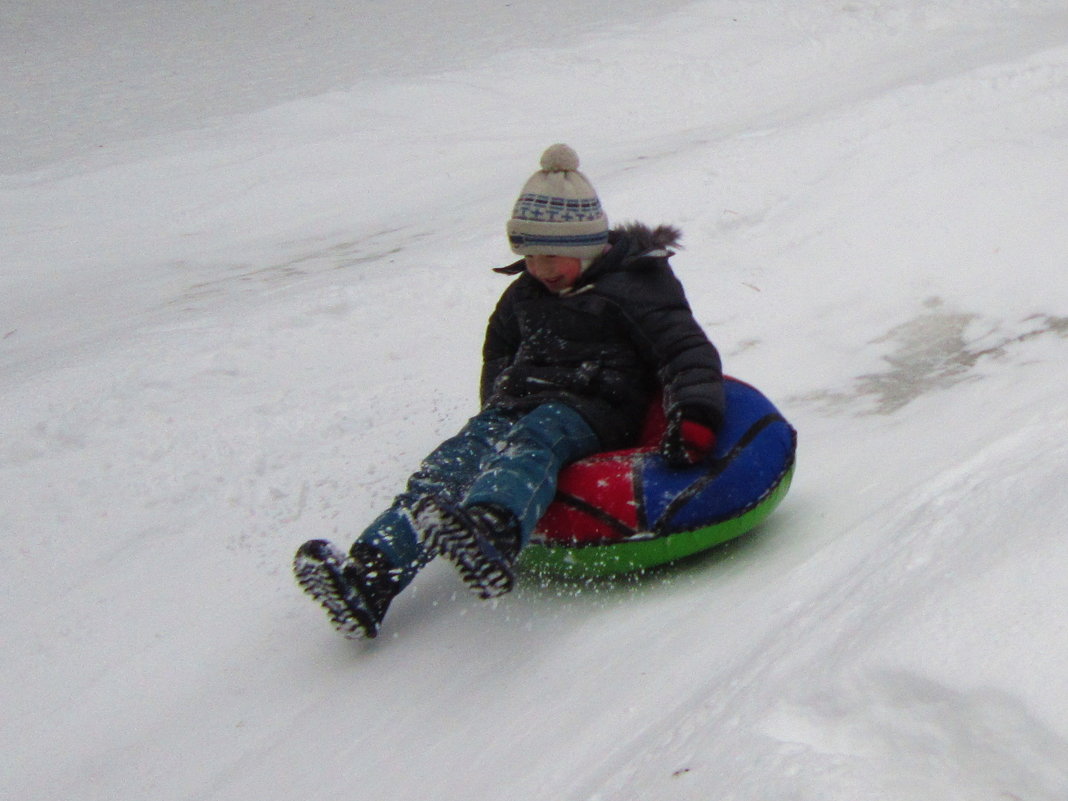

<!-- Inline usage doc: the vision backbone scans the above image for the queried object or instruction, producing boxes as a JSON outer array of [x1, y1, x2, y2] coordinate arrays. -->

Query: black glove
[[660, 409, 716, 468]]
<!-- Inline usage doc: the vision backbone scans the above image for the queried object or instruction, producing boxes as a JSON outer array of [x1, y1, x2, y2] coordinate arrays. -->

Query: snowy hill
[[3, 1, 1068, 798]]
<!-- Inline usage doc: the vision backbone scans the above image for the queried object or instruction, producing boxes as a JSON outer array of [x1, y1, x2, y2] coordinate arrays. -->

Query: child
[[294, 144, 725, 638]]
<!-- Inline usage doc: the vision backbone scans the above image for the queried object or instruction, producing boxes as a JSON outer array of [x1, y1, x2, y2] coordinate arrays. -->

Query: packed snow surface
[[3, 1, 1068, 798]]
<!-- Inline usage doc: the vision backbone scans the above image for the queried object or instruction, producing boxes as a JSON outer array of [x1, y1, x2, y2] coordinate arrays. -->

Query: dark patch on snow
[[799, 297, 1068, 415]]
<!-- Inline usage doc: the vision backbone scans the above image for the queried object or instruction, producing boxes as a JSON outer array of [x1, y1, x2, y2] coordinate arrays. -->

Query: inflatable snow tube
[[521, 377, 796, 578]]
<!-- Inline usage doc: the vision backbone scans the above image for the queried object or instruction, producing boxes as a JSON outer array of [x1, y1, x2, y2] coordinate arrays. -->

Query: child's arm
[[480, 289, 521, 406], [617, 267, 726, 434]]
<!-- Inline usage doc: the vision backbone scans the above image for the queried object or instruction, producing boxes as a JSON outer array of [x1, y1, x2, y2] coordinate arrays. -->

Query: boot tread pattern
[[414, 501, 514, 599], [293, 540, 378, 639]]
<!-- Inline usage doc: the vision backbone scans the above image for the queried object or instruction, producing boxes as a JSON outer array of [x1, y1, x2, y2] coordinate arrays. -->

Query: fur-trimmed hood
[[600, 222, 682, 270]]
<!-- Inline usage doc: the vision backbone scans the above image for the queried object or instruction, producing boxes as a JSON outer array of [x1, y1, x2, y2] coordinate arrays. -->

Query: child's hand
[[660, 412, 716, 468]]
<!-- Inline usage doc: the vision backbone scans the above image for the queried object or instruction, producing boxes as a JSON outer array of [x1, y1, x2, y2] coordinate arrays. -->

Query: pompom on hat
[[507, 144, 609, 259]]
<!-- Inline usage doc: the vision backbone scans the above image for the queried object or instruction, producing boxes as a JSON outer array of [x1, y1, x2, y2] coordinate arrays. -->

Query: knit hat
[[507, 144, 609, 259]]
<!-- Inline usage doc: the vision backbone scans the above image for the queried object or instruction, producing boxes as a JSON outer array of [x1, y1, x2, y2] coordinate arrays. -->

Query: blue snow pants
[[355, 402, 600, 588]]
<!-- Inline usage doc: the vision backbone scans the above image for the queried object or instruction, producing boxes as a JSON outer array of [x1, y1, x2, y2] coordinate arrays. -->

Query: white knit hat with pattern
[[506, 144, 609, 259]]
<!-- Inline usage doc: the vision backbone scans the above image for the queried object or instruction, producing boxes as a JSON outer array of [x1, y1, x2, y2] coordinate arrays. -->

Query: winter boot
[[412, 496, 521, 599], [293, 539, 401, 639]]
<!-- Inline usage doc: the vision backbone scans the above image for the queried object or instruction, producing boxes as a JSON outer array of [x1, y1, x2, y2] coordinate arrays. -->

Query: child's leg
[[354, 407, 517, 587], [463, 402, 600, 545]]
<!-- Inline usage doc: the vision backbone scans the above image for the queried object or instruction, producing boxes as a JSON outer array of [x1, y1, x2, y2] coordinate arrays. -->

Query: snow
[[3, 0, 1068, 798]]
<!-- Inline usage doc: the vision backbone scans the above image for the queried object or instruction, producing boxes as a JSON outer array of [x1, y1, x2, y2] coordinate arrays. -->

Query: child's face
[[525, 254, 583, 293]]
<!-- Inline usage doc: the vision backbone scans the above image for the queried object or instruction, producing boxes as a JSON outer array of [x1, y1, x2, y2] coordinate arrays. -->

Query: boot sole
[[293, 540, 380, 639], [413, 502, 515, 599]]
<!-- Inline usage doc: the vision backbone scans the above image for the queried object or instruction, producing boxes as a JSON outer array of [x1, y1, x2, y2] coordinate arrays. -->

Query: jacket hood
[[606, 222, 682, 266], [494, 222, 682, 277]]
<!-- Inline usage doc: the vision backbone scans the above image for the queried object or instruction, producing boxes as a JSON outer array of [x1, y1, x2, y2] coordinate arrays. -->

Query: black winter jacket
[[481, 223, 725, 449]]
